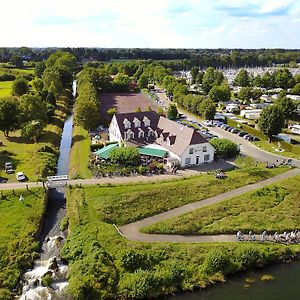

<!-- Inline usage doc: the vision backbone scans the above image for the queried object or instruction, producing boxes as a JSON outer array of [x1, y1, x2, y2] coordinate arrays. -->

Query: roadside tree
[[258, 105, 285, 142], [198, 98, 216, 120], [0, 97, 19, 136], [167, 104, 178, 120]]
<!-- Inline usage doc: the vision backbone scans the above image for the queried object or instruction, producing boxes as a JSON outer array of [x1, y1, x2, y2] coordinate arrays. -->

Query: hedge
[[226, 118, 267, 141], [226, 117, 300, 155]]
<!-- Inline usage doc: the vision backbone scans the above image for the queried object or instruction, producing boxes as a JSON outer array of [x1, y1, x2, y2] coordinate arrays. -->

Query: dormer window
[[126, 129, 134, 140], [143, 116, 150, 127], [138, 128, 144, 138], [148, 127, 154, 137], [133, 117, 141, 128], [123, 118, 131, 129]]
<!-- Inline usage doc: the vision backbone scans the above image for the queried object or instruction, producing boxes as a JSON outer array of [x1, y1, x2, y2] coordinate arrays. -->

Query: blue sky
[[1, 0, 300, 48]]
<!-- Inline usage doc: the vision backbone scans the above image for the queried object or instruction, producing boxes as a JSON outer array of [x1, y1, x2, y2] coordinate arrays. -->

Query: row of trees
[[233, 68, 300, 91], [3, 47, 300, 69]]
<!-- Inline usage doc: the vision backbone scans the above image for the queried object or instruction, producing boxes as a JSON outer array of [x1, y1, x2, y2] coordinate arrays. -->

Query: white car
[[16, 172, 26, 181]]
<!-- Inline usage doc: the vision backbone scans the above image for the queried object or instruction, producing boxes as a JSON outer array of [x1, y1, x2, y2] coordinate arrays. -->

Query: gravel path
[[119, 168, 300, 243]]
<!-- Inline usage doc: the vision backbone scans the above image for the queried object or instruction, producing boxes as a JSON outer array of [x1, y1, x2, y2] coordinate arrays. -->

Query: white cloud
[[0, 0, 300, 48]]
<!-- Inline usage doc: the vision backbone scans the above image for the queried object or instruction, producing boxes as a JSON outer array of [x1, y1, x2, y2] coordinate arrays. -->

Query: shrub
[[41, 272, 52, 287], [109, 147, 140, 166], [118, 269, 156, 299], [201, 249, 233, 275], [235, 247, 262, 269], [210, 138, 240, 158]]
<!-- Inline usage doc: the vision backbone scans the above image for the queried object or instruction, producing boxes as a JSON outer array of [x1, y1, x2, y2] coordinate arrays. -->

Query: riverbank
[[0, 188, 46, 299], [61, 167, 300, 299]]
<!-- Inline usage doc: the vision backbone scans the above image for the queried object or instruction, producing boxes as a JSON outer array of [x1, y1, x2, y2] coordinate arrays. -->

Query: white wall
[[109, 116, 122, 143], [180, 143, 214, 167]]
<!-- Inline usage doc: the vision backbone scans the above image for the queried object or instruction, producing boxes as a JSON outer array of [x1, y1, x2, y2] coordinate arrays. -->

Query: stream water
[[163, 260, 300, 300], [18, 82, 76, 300]]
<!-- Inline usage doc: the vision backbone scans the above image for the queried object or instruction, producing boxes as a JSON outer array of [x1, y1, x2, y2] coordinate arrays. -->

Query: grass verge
[[0, 188, 46, 299], [0, 96, 68, 182], [68, 125, 92, 179], [77, 162, 288, 226], [0, 81, 13, 97], [144, 174, 300, 235]]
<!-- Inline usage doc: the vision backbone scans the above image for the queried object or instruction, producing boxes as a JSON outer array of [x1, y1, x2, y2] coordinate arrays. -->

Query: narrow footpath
[[119, 168, 300, 243]]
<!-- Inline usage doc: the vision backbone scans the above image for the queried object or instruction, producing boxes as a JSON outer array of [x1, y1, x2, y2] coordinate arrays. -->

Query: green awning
[[95, 143, 119, 159], [139, 147, 167, 158]]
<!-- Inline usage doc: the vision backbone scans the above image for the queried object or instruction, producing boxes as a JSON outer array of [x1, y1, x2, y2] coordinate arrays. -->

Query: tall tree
[[19, 94, 48, 122], [10, 54, 24, 68], [0, 97, 19, 136], [198, 98, 216, 120], [258, 105, 285, 142], [234, 69, 251, 87], [208, 84, 231, 102], [167, 104, 178, 120], [74, 99, 100, 130], [276, 96, 296, 121]]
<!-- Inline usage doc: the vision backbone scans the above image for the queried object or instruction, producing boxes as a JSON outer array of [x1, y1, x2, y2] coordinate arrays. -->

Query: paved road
[[155, 88, 300, 168], [119, 168, 300, 243], [0, 160, 234, 191]]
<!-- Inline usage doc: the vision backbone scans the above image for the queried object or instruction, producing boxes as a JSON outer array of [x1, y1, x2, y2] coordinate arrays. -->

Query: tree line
[[0, 51, 76, 141], [2, 47, 300, 69]]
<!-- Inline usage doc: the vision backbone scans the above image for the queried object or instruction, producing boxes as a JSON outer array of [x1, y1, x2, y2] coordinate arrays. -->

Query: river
[[18, 82, 76, 300], [163, 260, 300, 300]]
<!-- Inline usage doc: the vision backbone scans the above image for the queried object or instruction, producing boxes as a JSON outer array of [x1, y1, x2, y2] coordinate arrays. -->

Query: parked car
[[230, 128, 239, 134], [220, 124, 228, 129], [202, 120, 214, 127], [243, 134, 251, 140], [16, 172, 26, 181], [5, 162, 14, 174], [238, 131, 247, 137], [225, 126, 232, 131]]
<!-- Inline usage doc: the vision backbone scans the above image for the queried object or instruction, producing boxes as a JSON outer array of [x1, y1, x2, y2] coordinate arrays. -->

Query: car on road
[[16, 172, 26, 181], [5, 162, 14, 174]]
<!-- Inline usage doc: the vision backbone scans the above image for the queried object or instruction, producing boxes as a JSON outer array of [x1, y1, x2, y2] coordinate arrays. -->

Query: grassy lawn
[[62, 174, 300, 299], [144, 175, 300, 235], [73, 160, 289, 226], [0, 81, 13, 97], [0, 188, 46, 299], [254, 140, 300, 160], [68, 125, 92, 179], [0, 97, 69, 182]]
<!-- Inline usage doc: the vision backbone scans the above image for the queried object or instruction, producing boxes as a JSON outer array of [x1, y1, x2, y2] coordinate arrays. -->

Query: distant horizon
[[2, 47, 300, 50], [2, 0, 300, 48]]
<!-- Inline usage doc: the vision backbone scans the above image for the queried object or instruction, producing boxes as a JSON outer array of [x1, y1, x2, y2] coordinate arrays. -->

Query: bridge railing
[[47, 175, 68, 182]]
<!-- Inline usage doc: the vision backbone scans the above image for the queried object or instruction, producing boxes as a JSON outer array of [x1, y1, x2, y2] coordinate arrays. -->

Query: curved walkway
[[119, 168, 300, 243]]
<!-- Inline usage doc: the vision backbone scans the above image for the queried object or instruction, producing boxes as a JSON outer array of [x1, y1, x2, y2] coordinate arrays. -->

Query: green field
[[0, 188, 46, 299], [144, 175, 300, 235], [62, 171, 299, 299], [0, 97, 69, 182], [79, 162, 288, 226], [254, 140, 300, 160], [0, 81, 13, 97], [68, 125, 92, 179]]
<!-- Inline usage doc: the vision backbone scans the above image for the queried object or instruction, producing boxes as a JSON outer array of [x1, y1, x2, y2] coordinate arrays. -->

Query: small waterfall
[[18, 81, 76, 300]]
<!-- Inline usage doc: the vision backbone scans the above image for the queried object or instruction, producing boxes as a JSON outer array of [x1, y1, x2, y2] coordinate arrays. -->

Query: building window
[[203, 146, 207, 152], [189, 148, 193, 154], [204, 154, 210, 161], [185, 157, 191, 165]]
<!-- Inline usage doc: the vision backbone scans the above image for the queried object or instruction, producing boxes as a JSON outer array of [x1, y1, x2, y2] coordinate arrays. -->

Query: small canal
[[18, 82, 76, 300]]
